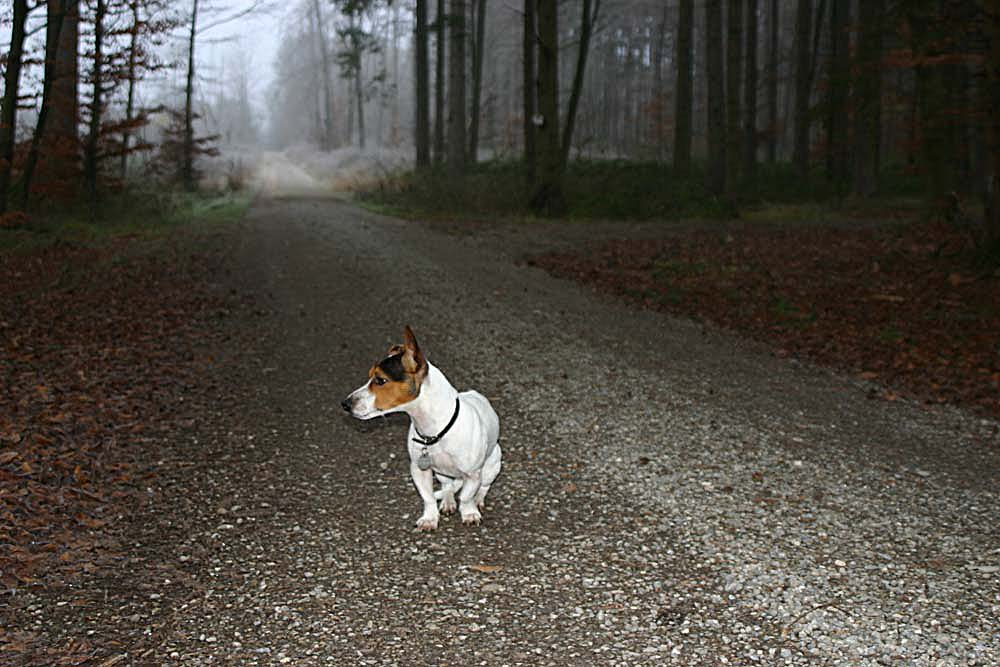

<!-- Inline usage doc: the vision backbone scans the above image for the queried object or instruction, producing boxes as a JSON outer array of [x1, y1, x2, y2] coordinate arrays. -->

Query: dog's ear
[[385, 344, 405, 357], [401, 325, 426, 374]]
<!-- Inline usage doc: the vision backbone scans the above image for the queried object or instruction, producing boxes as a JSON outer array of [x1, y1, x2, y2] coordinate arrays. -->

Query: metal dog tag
[[416, 450, 432, 470]]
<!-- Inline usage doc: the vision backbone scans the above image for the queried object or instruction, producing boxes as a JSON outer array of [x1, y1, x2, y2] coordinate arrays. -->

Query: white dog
[[342, 327, 501, 530]]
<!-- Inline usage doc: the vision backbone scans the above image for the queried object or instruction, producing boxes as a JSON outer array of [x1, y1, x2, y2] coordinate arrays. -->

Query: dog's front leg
[[458, 472, 483, 525], [411, 465, 439, 531]]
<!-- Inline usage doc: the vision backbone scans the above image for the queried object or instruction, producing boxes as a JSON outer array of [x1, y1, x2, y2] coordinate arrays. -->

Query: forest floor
[[1, 198, 998, 666]]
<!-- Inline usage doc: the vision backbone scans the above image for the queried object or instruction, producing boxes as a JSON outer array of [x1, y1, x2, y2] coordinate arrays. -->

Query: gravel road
[[21, 198, 1000, 665]]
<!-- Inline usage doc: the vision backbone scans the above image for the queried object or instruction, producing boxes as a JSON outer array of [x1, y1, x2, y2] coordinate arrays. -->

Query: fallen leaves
[[0, 234, 233, 598], [532, 220, 1000, 418]]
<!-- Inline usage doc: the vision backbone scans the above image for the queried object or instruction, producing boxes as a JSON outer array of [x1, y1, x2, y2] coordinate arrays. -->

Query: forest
[[0, 1, 997, 230]]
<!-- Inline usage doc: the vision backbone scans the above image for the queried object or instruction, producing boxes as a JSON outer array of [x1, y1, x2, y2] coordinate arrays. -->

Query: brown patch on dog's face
[[365, 329, 427, 411]]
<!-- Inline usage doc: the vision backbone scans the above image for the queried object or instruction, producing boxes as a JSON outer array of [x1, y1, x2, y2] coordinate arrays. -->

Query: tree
[[181, 0, 199, 190], [792, 0, 813, 173], [726, 0, 743, 190], [743, 0, 759, 180], [561, 0, 600, 167], [414, 0, 431, 166], [310, 0, 336, 151], [985, 0, 1000, 249], [706, 0, 726, 194], [468, 0, 487, 163], [851, 0, 883, 197], [766, 0, 778, 163], [82, 0, 108, 205], [0, 0, 29, 214], [19, 0, 74, 209], [446, 0, 465, 171], [523, 0, 536, 186], [529, 0, 564, 216], [433, 0, 445, 163], [825, 0, 850, 186], [674, 0, 693, 174]]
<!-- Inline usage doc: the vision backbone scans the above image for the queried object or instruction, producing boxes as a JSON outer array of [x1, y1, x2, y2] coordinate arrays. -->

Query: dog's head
[[341, 326, 428, 419]]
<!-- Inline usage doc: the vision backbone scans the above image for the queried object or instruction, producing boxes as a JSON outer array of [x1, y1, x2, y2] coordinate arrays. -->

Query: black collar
[[412, 398, 460, 446]]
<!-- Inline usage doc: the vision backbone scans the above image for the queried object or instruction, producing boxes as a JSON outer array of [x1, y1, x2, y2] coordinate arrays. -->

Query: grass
[[357, 158, 929, 224], [0, 190, 252, 255]]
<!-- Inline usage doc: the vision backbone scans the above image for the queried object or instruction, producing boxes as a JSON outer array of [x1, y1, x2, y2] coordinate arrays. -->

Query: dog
[[341, 326, 501, 531]]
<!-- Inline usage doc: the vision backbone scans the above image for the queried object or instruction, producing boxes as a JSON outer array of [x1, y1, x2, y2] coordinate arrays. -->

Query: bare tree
[[726, 0, 743, 190], [468, 0, 487, 163], [529, 0, 564, 216], [706, 0, 726, 194], [523, 0, 536, 186], [433, 0, 445, 163], [674, 0, 693, 174], [766, 0, 778, 163], [414, 0, 431, 166], [743, 0, 759, 180], [310, 0, 336, 150], [792, 0, 812, 173], [83, 0, 107, 204], [446, 0, 466, 170], [181, 0, 199, 190], [851, 0, 883, 197], [561, 0, 600, 167], [825, 0, 849, 185], [0, 0, 29, 214]]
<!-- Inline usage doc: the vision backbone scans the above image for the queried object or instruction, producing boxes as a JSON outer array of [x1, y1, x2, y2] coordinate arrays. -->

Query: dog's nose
[[341, 398, 352, 412]]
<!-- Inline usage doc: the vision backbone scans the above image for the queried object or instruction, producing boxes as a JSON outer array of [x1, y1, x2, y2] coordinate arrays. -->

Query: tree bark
[[825, 0, 849, 185], [674, 0, 694, 174], [726, 0, 743, 190], [706, 0, 727, 194], [468, 0, 487, 163], [446, 0, 465, 171], [792, 0, 813, 173], [83, 0, 106, 205], [0, 0, 29, 214], [529, 0, 565, 216], [767, 0, 778, 163], [523, 0, 537, 185], [433, 0, 445, 163], [743, 0, 759, 180], [19, 0, 72, 209], [415, 0, 431, 166], [851, 0, 882, 197], [182, 0, 199, 190], [561, 0, 599, 167]]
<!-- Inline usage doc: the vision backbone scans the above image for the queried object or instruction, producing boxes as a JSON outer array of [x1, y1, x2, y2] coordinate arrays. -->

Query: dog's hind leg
[[475, 444, 502, 510], [435, 474, 462, 515]]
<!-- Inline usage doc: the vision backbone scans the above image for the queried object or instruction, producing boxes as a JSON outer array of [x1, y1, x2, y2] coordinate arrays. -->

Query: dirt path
[[22, 198, 1000, 665]]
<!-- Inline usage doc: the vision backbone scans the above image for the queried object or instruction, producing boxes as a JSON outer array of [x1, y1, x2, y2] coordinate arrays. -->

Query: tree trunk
[[446, 0, 465, 171], [120, 0, 140, 180], [529, 0, 565, 216], [310, 0, 336, 151], [792, 0, 812, 173], [726, 0, 743, 191], [83, 0, 106, 205], [706, 0, 727, 194], [986, 1, 1000, 249], [0, 0, 29, 214], [182, 0, 199, 191], [674, 0, 694, 174], [523, 0, 537, 185], [415, 0, 431, 166], [743, 0, 759, 180], [851, 0, 882, 197], [468, 0, 487, 163], [561, 0, 600, 167], [19, 0, 72, 209], [433, 0, 445, 163], [825, 0, 849, 185], [767, 0, 778, 163]]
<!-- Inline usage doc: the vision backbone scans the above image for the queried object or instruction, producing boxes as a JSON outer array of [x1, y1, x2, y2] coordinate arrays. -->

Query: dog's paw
[[415, 515, 439, 531], [461, 509, 482, 526], [439, 495, 457, 515]]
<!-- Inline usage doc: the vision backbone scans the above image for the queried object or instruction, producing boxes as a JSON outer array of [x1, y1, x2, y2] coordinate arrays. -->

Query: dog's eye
[[372, 376, 387, 386]]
